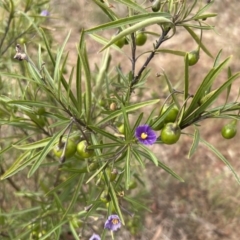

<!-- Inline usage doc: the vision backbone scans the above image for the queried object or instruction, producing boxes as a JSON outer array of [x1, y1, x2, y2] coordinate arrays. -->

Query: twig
[[130, 28, 171, 91], [0, 2, 14, 51], [130, 32, 137, 77], [0, 165, 21, 191]]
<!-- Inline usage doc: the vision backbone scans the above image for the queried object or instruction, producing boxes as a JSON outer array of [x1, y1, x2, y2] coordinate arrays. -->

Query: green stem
[[0, 0, 14, 52]]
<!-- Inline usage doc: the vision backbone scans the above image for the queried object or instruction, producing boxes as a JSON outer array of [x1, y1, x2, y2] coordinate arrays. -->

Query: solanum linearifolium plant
[[0, 0, 240, 239]]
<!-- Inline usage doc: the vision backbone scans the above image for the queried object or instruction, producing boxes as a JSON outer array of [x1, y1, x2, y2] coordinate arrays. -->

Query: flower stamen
[[112, 218, 119, 225], [141, 132, 148, 139]]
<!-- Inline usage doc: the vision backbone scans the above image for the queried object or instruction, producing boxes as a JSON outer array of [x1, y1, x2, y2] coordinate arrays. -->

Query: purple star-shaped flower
[[40, 10, 50, 17], [89, 233, 101, 240], [104, 214, 121, 231], [135, 125, 157, 145]]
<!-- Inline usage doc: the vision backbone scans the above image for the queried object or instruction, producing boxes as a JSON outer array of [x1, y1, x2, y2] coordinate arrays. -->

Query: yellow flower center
[[141, 132, 148, 139], [112, 218, 119, 225]]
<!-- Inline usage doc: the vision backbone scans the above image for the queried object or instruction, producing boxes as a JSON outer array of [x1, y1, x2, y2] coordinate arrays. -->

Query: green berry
[[100, 190, 111, 203], [161, 123, 181, 144], [135, 32, 147, 46], [160, 103, 179, 124], [188, 50, 199, 66], [221, 121, 237, 139], [76, 140, 94, 158], [128, 180, 137, 190], [53, 139, 77, 159], [114, 37, 125, 48], [117, 124, 125, 134], [152, 0, 161, 12]]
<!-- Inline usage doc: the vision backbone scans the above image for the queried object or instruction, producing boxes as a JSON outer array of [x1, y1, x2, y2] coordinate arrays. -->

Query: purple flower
[[40, 10, 50, 17], [104, 215, 121, 231], [135, 125, 157, 145], [89, 233, 101, 240]]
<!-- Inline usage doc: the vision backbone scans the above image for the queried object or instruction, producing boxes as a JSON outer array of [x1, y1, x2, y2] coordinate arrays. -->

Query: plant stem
[[0, 1, 14, 52], [0, 165, 20, 191], [130, 28, 171, 92]]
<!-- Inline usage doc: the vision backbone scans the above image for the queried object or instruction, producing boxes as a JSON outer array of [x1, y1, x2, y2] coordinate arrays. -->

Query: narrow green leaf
[[183, 56, 232, 119], [58, 76, 79, 113], [98, 99, 160, 125], [40, 29, 79, 110], [123, 196, 151, 212], [145, 109, 156, 125], [138, 144, 158, 166], [200, 138, 240, 184], [85, 162, 108, 184], [28, 129, 66, 177], [178, 24, 214, 30], [52, 192, 65, 212], [67, 67, 75, 108], [26, 57, 44, 84], [89, 33, 124, 52], [0, 72, 33, 82], [38, 220, 68, 240], [85, 12, 171, 34], [157, 160, 184, 182], [109, 182, 124, 225], [92, 0, 119, 22], [183, 25, 213, 58], [188, 126, 200, 158], [115, 0, 147, 13], [132, 112, 144, 135], [169, 0, 174, 12], [121, 103, 131, 139], [13, 137, 52, 150], [88, 142, 123, 150], [193, 13, 217, 20], [0, 151, 31, 180], [7, 100, 61, 110], [37, 44, 43, 70], [89, 125, 124, 143], [184, 53, 189, 100], [151, 103, 175, 129], [69, 222, 81, 240], [195, 73, 239, 114], [54, 31, 71, 83], [195, 0, 215, 17], [61, 174, 85, 220], [40, 28, 55, 64], [0, 206, 41, 217], [183, 72, 240, 125], [77, 47, 92, 123], [155, 49, 186, 56], [95, 48, 114, 96], [125, 146, 131, 190], [20, 11, 42, 36], [46, 173, 79, 196], [184, 0, 197, 19], [162, 71, 180, 108], [137, 149, 184, 182], [0, 136, 31, 155], [100, 17, 172, 52], [225, 67, 232, 105], [213, 49, 222, 68], [76, 31, 84, 115], [132, 148, 145, 168]]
